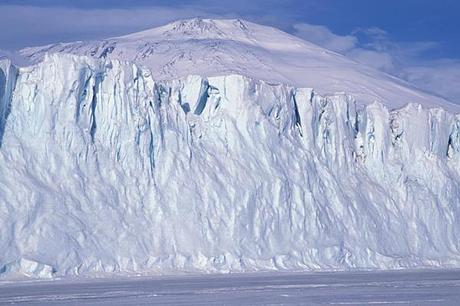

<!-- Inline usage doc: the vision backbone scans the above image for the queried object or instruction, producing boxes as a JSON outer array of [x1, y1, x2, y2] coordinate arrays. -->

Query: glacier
[[0, 51, 460, 278]]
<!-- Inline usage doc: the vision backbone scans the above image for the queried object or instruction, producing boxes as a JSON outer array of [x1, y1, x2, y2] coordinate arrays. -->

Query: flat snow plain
[[1, 270, 459, 305]]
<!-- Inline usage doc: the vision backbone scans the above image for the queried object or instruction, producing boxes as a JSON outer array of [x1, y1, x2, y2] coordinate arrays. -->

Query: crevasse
[[0, 53, 459, 278]]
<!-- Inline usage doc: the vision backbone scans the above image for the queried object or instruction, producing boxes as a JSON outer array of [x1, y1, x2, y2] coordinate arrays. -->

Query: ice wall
[[0, 59, 17, 146], [0, 54, 459, 278]]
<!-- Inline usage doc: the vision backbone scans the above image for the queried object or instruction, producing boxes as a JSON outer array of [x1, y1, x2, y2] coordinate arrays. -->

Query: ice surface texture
[[0, 19, 459, 278]]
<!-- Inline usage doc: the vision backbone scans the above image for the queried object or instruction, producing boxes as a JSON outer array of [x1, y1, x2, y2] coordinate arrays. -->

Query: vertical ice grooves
[[194, 80, 209, 115], [0, 68, 6, 145], [75, 73, 92, 121], [0, 62, 17, 147], [89, 73, 102, 142], [447, 122, 460, 157], [291, 94, 302, 135]]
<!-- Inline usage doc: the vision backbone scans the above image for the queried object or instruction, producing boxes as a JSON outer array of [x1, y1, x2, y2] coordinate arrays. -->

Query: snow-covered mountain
[[21, 18, 459, 112], [1, 19, 460, 278]]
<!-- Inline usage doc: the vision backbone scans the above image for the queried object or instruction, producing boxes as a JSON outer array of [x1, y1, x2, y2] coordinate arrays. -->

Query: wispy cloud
[[292, 24, 357, 53], [0, 2, 320, 49], [0, 5, 210, 49], [401, 60, 460, 103], [293, 22, 460, 103]]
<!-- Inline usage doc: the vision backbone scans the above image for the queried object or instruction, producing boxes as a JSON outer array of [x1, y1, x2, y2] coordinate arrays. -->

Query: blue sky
[[0, 0, 459, 103]]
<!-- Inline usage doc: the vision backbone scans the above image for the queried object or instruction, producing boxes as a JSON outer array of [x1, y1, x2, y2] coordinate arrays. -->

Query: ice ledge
[[4, 52, 460, 166], [12, 52, 460, 115]]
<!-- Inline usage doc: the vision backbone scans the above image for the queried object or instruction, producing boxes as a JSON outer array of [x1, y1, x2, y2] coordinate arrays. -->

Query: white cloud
[[347, 49, 395, 72], [293, 23, 396, 72], [400, 60, 460, 102], [293, 23, 357, 53], [0, 5, 210, 49], [292, 22, 460, 104]]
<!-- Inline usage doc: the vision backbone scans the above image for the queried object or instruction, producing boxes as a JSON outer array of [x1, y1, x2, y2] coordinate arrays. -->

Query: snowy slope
[[21, 18, 460, 112], [0, 19, 459, 278]]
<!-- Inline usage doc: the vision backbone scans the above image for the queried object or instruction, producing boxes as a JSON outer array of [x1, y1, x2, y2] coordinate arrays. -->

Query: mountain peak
[[167, 17, 223, 33], [119, 18, 258, 42]]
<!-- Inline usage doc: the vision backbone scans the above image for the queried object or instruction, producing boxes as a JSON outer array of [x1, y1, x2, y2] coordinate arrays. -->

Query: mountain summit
[[21, 18, 458, 111]]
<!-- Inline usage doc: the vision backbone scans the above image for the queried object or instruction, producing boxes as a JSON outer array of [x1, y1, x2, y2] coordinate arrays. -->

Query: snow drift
[[1, 19, 460, 278]]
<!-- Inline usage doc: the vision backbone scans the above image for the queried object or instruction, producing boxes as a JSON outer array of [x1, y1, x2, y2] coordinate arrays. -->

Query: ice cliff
[[0, 53, 459, 278]]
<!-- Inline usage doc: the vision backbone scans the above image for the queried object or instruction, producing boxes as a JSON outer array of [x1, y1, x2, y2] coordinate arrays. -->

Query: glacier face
[[0, 53, 460, 278]]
